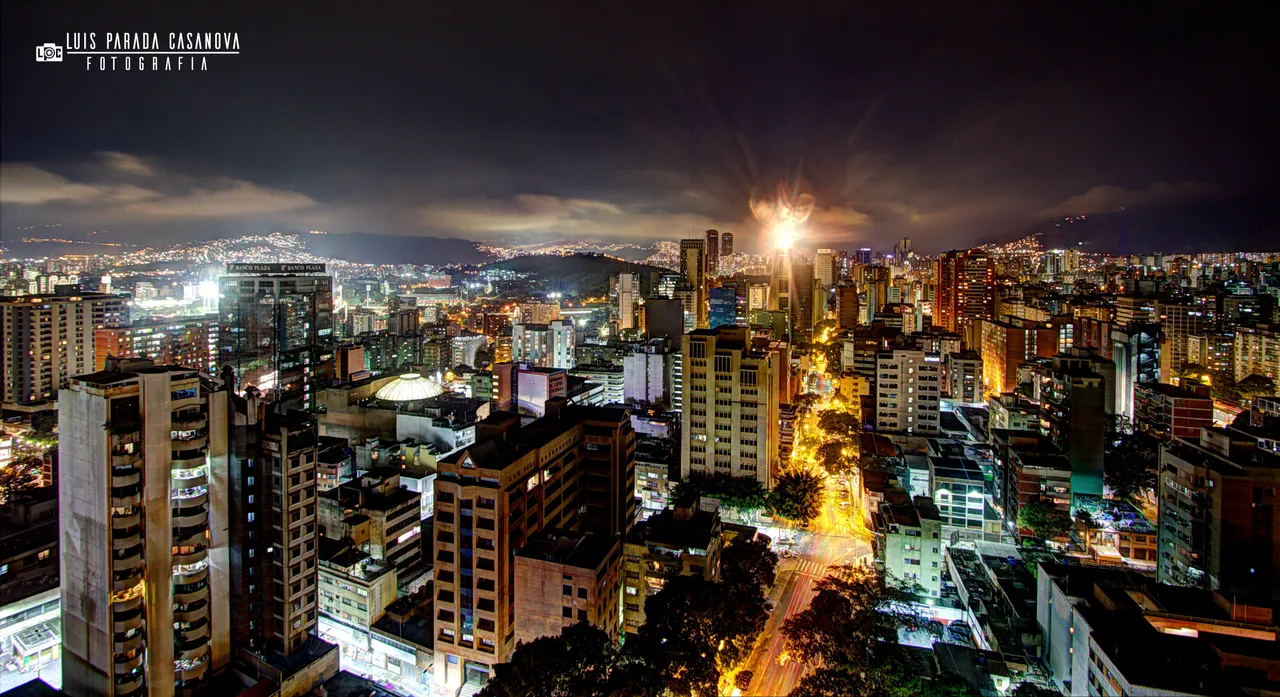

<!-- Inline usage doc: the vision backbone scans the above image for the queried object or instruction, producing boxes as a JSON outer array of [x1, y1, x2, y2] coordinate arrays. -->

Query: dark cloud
[[2, 1, 1275, 252]]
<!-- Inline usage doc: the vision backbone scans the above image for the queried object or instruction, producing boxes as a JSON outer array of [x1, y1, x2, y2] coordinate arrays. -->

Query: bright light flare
[[751, 181, 815, 251]]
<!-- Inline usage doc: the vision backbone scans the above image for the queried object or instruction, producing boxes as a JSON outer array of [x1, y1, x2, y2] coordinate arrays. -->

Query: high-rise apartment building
[[789, 262, 817, 343], [516, 302, 561, 325], [1157, 416, 1280, 599], [980, 318, 1060, 396], [514, 530, 622, 644], [814, 249, 836, 290], [1156, 301, 1207, 382], [874, 496, 942, 598], [1134, 383, 1213, 440], [59, 360, 230, 697], [933, 250, 994, 336], [431, 407, 635, 695], [1112, 323, 1162, 420], [1187, 331, 1235, 376], [94, 316, 219, 374], [1039, 354, 1106, 497], [704, 229, 719, 277], [720, 231, 734, 257], [680, 327, 780, 487], [2, 291, 129, 403], [874, 349, 941, 434], [1234, 324, 1280, 385], [945, 350, 983, 403], [511, 319, 576, 369], [679, 238, 708, 328], [217, 263, 334, 408], [622, 502, 722, 633], [616, 272, 638, 330], [835, 284, 859, 330]]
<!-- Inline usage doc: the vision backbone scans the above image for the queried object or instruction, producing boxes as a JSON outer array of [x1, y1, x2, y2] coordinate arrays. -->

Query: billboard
[[225, 263, 326, 274]]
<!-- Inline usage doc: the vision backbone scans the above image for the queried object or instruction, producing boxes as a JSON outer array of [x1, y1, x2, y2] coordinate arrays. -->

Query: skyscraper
[[94, 316, 219, 374], [815, 249, 836, 290], [720, 230, 734, 257], [616, 272, 638, 330], [873, 349, 941, 434], [933, 250, 994, 336], [679, 238, 708, 328], [59, 359, 230, 697], [704, 229, 720, 277], [2, 290, 129, 403], [217, 263, 334, 408], [680, 327, 781, 487]]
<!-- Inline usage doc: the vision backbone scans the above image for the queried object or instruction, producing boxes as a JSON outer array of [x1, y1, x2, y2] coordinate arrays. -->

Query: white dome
[[374, 373, 445, 402]]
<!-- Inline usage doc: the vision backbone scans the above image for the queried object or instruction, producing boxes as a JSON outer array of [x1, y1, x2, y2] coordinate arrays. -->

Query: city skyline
[[3, 3, 1277, 254]]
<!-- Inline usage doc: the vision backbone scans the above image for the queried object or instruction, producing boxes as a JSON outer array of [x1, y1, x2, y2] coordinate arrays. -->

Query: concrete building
[[1111, 322, 1162, 420], [680, 327, 781, 487], [316, 539, 398, 652], [929, 456, 1000, 544], [933, 250, 994, 335], [986, 393, 1038, 436], [679, 238, 708, 328], [320, 469, 424, 578], [616, 272, 639, 331], [217, 264, 334, 409], [569, 363, 625, 405], [835, 284, 859, 330], [430, 406, 636, 695], [1157, 418, 1280, 599], [2, 291, 129, 404], [945, 350, 983, 404], [1155, 301, 1207, 382], [990, 429, 1072, 538], [94, 316, 219, 375], [1187, 331, 1235, 376], [511, 319, 576, 370], [1037, 563, 1278, 697], [980, 318, 1059, 396], [874, 349, 941, 435], [1134, 382, 1213, 439], [58, 360, 230, 697], [874, 496, 943, 597], [1234, 323, 1280, 385], [513, 530, 622, 644], [814, 249, 836, 290], [622, 502, 722, 633], [622, 340, 673, 407], [1039, 354, 1107, 498]]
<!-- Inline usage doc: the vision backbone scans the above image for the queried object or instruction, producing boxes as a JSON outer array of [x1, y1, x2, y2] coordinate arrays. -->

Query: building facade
[[2, 292, 128, 403]]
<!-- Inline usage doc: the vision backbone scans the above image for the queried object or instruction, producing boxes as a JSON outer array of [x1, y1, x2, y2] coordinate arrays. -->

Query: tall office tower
[[769, 250, 791, 313], [873, 349, 941, 434], [704, 229, 720, 277], [680, 327, 781, 487], [226, 387, 326, 661], [933, 250, 994, 336], [1157, 415, 1280, 599], [788, 262, 817, 343], [933, 251, 961, 333], [859, 264, 891, 318], [720, 231, 734, 257], [853, 248, 872, 265], [431, 407, 636, 695], [656, 273, 680, 300], [815, 249, 836, 290], [616, 272, 638, 330], [94, 316, 220, 374], [217, 263, 334, 409], [1112, 323, 1162, 420], [1156, 301, 1206, 382], [679, 238, 708, 327], [708, 287, 738, 329], [1039, 354, 1106, 497], [835, 284, 859, 330], [511, 319, 576, 369], [59, 359, 230, 697], [1, 291, 129, 403]]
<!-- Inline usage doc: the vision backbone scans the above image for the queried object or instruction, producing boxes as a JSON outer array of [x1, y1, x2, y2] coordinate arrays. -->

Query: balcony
[[172, 489, 209, 509], [171, 545, 208, 569], [114, 674, 145, 697], [171, 450, 206, 468], [112, 600, 144, 634], [112, 451, 142, 468], [171, 412, 205, 431], [112, 468, 141, 489], [113, 630, 144, 655], [171, 506, 208, 530], [113, 525, 142, 548], [113, 546, 144, 571], [112, 484, 142, 509], [174, 638, 209, 662], [114, 651, 144, 673], [173, 599, 209, 625], [112, 567, 144, 593]]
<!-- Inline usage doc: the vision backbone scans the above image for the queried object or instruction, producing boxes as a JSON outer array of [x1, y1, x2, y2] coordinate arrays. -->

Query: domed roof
[[374, 373, 445, 402]]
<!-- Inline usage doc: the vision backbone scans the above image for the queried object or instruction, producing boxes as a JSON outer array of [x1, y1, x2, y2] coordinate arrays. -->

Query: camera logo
[[36, 43, 63, 62]]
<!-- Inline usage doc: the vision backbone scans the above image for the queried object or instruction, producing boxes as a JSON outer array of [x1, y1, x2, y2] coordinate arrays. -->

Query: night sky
[[2, 1, 1275, 253]]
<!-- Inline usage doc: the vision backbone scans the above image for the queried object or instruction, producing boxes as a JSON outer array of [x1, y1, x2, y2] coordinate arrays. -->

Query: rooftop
[[374, 373, 446, 402], [516, 528, 619, 571], [1135, 382, 1212, 400], [630, 505, 719, 553], [1073, 494, 1155, 535]]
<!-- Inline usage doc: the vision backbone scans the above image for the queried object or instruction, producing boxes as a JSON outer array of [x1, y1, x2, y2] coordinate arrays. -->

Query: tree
[[634, 575, 767, 697], [817, 410, 862, 439], [1017, 499, 1072, 540], [782, 566, 928, 696], [1010, 683, 1062, 697], [479, 622, 645, 697], [1237, 374, 1278, 402], [0, 453, 42, 505], [816, 440, 857, 477], [720, 536, 778, 593], [672, 472, 768, 514], [769, 471, 824, 526], [1209, 371, 1242, 403], [1102, 416, 1159, 503]]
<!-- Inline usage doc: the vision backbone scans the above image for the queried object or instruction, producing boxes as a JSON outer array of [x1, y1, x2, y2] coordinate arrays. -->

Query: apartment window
[[562, 607, 573, 618], [562, 584, 572, 596], [577, 587, 587, 599]]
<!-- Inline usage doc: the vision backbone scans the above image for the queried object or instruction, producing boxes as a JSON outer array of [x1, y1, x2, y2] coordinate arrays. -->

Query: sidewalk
[[338, 649, 431, 697]]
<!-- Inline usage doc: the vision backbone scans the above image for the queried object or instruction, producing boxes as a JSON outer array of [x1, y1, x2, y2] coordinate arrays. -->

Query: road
[[742, 476, 871, 697]]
